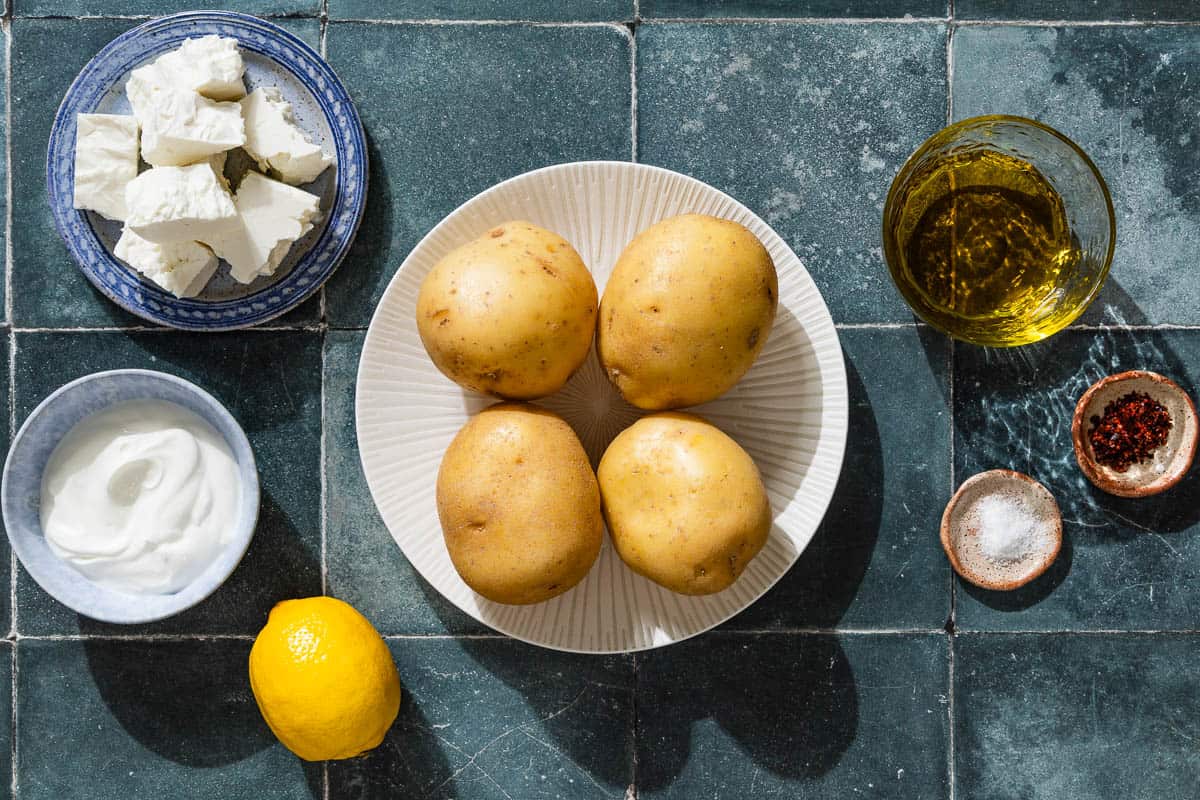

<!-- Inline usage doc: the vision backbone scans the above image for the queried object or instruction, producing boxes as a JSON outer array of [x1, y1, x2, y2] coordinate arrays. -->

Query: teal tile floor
[[3, 2, 1200, 798]]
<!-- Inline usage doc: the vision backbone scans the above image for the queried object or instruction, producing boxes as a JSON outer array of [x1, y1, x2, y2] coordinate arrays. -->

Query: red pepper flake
[[1088, 391, 1172, 472]]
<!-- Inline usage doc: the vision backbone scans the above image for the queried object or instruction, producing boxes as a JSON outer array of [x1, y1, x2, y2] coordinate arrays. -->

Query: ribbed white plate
[[357, 161, 848, 653]]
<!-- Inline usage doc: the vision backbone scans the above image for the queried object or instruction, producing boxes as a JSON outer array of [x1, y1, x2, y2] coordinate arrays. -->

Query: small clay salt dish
[[940, 470, 1063, 591], [1072, 370, 1198, 498]]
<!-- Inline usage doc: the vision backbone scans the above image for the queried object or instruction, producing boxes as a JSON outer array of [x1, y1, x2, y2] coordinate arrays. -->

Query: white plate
[[357, 161, 848, 653]]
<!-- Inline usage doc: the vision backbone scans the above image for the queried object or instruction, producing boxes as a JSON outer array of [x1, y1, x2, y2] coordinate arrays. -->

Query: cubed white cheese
[[240, 87, 332, 185], [125, 164, 239, 244], [72, 114, 139, 221], [206, 171, 321, 284], [125, 75, 245, 166], [154, 36, 246, 101], [114, 227, 219, 298]]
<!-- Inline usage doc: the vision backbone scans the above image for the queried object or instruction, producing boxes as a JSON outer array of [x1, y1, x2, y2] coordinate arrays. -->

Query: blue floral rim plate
[[47, 11, 367, 331]]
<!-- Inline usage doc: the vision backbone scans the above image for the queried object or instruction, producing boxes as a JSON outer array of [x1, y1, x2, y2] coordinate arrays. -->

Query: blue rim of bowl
[[46, 11, 368, 331], [1, 369, 261, 624]]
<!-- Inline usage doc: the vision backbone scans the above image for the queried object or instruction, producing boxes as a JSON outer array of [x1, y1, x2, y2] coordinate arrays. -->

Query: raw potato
[[417, 221, 598, 399], [436, 403, 603, 605], [597, 214, 778, 410], [597, 412, 771, 595]]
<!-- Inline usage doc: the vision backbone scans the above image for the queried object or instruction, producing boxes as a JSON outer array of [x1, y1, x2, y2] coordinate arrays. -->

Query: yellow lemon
[[249, 596, 401, 761]]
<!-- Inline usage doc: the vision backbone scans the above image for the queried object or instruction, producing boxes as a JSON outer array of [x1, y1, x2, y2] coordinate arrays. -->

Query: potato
[[597, 214, 778, 410], [417, 221, 598, 399], [597, 412, 771, 595], [436, 403, 602, 605]]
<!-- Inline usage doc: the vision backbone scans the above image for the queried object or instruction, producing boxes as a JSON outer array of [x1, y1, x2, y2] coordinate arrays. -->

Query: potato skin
[[597, 214, 778, 410], [417, 221, 598, 399], [436, 403, 603, 605], [597, 412, 771, 595]]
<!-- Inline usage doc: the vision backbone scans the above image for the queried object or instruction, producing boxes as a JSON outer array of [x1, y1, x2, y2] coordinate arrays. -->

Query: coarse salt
[[971, 493, 1046, 563]]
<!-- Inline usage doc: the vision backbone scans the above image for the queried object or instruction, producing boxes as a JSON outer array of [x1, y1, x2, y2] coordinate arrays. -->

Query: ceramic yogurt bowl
[[1, 370, 259, 624]]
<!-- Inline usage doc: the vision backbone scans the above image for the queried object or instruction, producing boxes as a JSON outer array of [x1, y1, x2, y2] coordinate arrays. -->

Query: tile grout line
[[3, 627, 1199, 642], [945, 7, 955, 123], [4, 10, 13, 644], [947, 628, 956, 800], [628, 651, 639, 800], [5, 331, 11, 800], [12, 13, 1200, 27], [956, 18, 1200, 27], [8, 325, 325, 333], [5, 19, 13, 797], [3, 15, 10, 333], [12, 633, 257, 641], [628, 19, 638, 163], [288, 18, 643, 27], [319, 333, 329, 599], [8, 641, 13, 800], [641, 15, 950, 24], [319, 0, 328, 59], [12, 321, 1200, 333], [0, 630, 936, 641], [944, 4, 957, 795]]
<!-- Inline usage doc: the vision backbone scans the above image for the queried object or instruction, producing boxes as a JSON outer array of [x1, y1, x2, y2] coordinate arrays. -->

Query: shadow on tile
[[325, 131, 395, 327], [78, 637, 323, 796], [954, 283, 1200, 618], [959, 522, 1074, 613], [727, 356, 881, 628], [411, 600, 635, 791], [326, 691, 454, 798], [1084, 275, 1152, 329], [71, 488, 321, 636], [330, 638, 631, 797], [637, 635, 857, 790]]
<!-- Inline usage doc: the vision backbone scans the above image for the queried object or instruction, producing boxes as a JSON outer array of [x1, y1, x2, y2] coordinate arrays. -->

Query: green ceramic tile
[[13, 331, 322, 635], [17, 639, 318, 800], [331, 0, 632, 20], [10, 18, 321, 329], [637, 23, 947, 323], [638, 633, 949, 798], [957, 0, 1200, 20], [15, 0, 319, 16], [953, 25, 1200, 326], [323, 22, 632, 328], [324, 331, 485, 634], [641, 0, 946, 17], [725, 327, 951, 630], [956, 634, 1200, 799], [954, 330, 1200, 631], [328, 638, 635, 798]]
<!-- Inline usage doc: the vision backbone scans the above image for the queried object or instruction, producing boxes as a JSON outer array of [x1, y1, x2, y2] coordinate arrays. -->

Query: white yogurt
[[40, 399, 241, 595]]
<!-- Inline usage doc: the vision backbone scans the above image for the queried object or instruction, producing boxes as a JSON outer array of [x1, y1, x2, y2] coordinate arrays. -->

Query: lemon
[[249, 596, 401, 761]]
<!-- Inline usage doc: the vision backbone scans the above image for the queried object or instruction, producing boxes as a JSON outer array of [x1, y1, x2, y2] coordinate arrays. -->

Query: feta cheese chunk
[[114, 227, 219, 298], [73, 114, 139, 221], [125, 164, 239, 244], [240, 87, 332, 185], [154, 36, 246, 101], [207, 171, 321, 283], [126, 75, 245, 166]]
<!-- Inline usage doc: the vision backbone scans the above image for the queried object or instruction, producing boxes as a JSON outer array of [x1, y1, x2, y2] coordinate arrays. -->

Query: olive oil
[[889, 149, 1083, 345]]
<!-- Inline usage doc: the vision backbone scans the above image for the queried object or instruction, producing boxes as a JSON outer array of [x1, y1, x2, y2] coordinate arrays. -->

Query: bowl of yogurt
[[2, 369, 259, 623]]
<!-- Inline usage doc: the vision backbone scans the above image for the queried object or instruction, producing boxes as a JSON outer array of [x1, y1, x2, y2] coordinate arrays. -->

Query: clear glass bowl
[[882, 115, 1115, 347]]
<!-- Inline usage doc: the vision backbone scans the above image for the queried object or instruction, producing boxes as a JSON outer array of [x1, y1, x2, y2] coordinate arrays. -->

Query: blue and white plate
[[47, 11, 367, 331]]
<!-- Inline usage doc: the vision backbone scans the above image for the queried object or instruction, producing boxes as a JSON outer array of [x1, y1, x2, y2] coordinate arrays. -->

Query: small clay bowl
[[940, 469, 1063, 591], [1072, 370, 1198, 498]]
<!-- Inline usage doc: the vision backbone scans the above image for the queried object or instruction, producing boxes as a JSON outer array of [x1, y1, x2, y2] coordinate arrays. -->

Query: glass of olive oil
[[883, 115, 1115, 346]]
